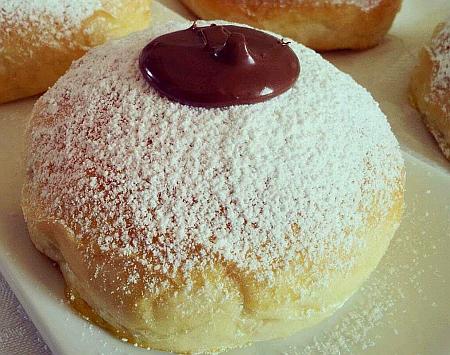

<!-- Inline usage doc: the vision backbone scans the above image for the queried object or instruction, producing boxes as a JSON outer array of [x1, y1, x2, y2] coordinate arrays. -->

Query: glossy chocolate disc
[[139, 24, 300, 108]]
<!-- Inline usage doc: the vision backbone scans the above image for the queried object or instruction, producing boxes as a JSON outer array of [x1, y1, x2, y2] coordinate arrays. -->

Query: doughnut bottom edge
[[23, 190, 403, 354]]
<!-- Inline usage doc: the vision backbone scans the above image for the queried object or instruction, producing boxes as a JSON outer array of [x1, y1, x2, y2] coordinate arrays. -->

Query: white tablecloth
[[0, 272, 50, 355]]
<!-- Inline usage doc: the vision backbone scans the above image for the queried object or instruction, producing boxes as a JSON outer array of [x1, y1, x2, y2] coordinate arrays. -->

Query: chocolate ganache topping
[[139, 23, 300, 107]]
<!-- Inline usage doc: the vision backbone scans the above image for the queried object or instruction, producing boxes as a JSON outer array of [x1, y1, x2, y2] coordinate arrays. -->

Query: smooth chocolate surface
[[139, 24, 300, 107]]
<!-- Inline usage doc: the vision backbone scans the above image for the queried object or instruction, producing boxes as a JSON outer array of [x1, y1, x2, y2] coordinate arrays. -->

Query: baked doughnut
[[22, 20, 404, 354], [410, 18, 450, 161], [0, 0, 151, 104], [179, 0, 403, 51]]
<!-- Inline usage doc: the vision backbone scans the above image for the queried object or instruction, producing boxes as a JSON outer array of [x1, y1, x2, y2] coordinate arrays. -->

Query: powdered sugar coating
[[427, 17, 450, 112], [326, 0, 381, 11], [0, 0, 101, 27], [327, 0, 381, 10], [249, 0, 382, 12], [26, 20, 403, 289], [0, 0, 101, 50]]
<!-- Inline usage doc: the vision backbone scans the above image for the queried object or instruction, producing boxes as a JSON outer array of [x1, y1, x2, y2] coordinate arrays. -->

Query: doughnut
[[0, 0, 151, 104], [178, 0, 403, 51], [410, 18, 450, 161], [22, 20, 405, 354]]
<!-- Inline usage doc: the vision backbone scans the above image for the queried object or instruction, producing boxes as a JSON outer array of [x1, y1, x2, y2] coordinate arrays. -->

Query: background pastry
[[0, 0, 151, 104], [410, 17, 450, 161], [22, 20, 404, 354], [179, 0, 402, 51]]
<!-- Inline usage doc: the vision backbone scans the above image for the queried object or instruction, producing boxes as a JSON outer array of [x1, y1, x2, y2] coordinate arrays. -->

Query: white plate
[[0, 1, 449, 354]]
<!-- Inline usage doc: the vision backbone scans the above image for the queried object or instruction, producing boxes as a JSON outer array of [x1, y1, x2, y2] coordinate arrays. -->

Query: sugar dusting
[[0, 0, 101, 50], [309, 0, 382, 11], [70, 172, 448, 353], [0, 0, 102, 30], [0, 0, 101, 27], [26, 20, 403, 294], [287, 231, 444, 355], [427, 17, 450, 113], [280, 163, 448, 354], [254, 0, 382, 12]]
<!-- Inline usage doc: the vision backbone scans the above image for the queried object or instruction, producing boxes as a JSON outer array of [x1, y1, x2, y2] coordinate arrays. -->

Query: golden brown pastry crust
[[179, 0, 402, 51], [0, 0, 151, 104], [410, 20, 450, 161]]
